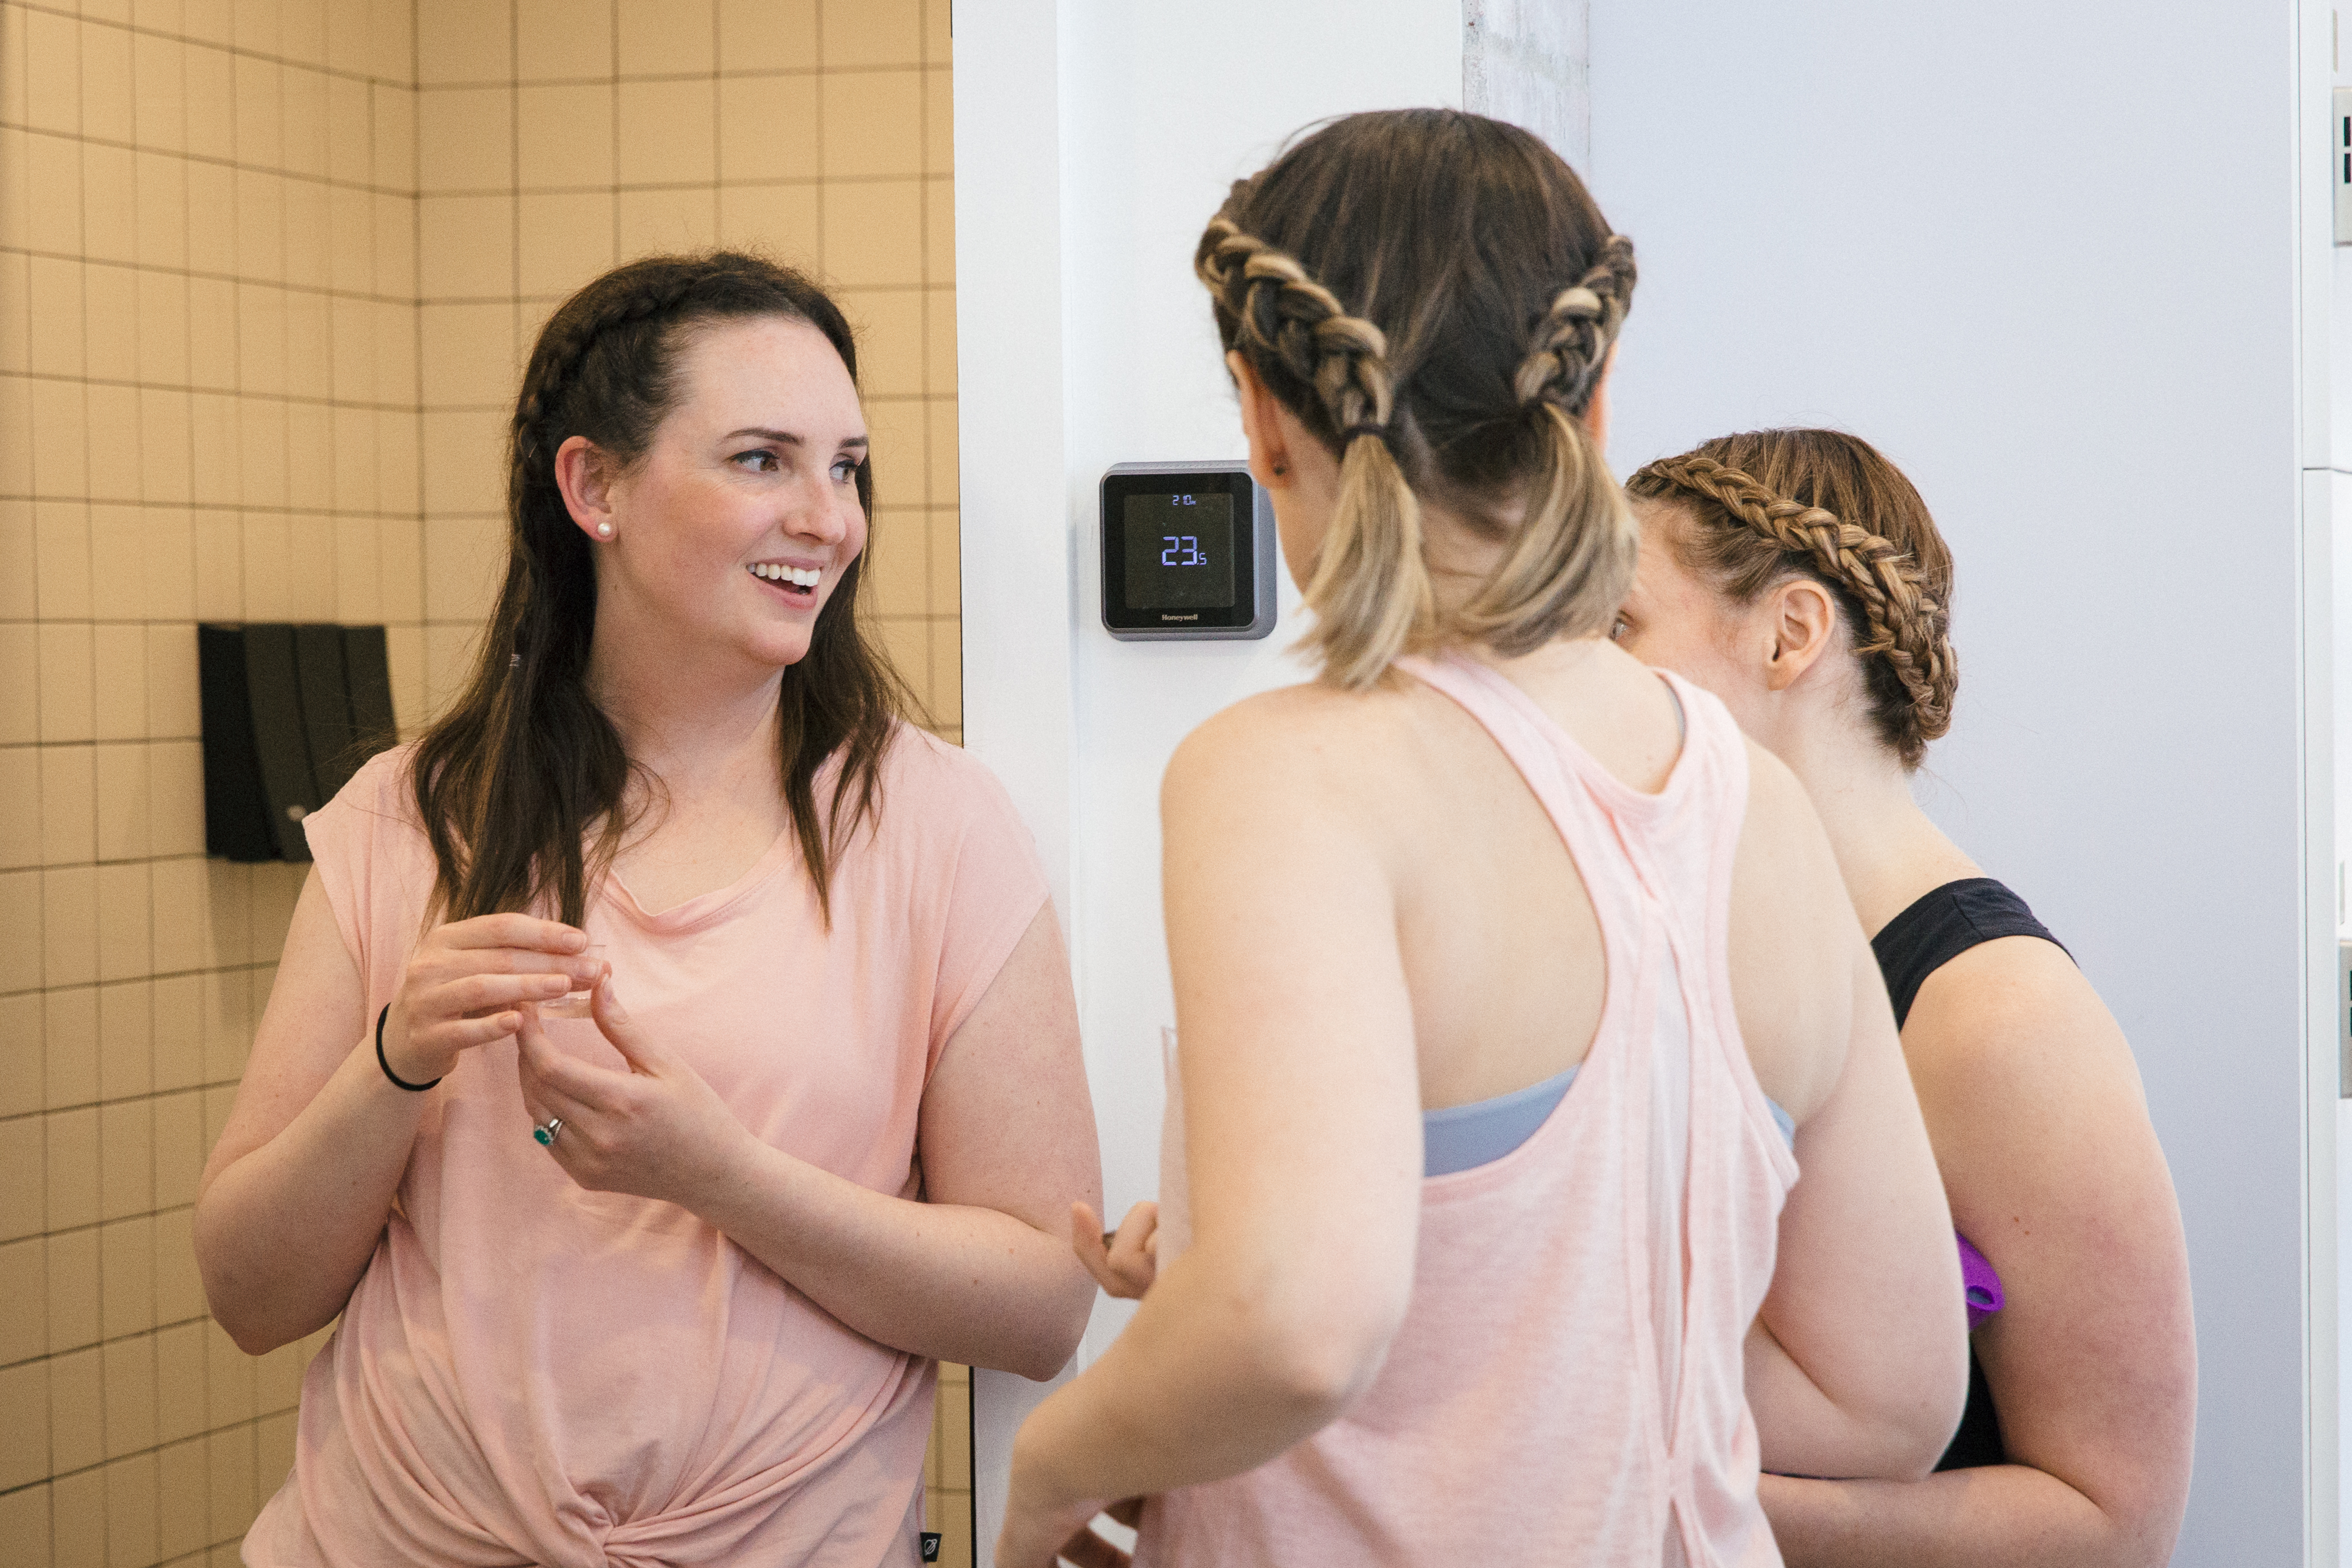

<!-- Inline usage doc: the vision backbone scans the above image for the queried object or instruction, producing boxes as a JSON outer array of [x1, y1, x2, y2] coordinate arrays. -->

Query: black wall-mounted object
[[198, 624, 398, 862], [1099, 461, 1279, 641]]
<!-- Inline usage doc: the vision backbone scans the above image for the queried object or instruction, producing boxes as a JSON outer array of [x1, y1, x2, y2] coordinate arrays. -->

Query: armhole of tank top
[[1659, 672, 1686, 744]]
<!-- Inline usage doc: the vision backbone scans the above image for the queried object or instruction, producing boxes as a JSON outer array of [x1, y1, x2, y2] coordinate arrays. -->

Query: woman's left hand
[[517, 976, 754, 1209], [994, 1481, 1139, 1568]]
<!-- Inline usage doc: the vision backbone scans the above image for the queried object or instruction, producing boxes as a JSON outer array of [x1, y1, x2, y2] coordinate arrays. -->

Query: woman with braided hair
[[997, 110, 1966, 1568], [1613, 430, 2194, 1567], [193, 251, 1101, 1567]]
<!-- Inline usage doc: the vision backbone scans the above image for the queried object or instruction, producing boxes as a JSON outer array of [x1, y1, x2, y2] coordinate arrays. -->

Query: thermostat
[[1100, 462, 1277, 640]]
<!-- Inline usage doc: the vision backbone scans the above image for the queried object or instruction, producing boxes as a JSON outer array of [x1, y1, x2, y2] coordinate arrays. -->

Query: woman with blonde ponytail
[[998, 111, 1967, 1568]]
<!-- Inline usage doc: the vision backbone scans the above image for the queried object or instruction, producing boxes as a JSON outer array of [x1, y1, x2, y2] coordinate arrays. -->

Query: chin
[[748, 633, 817, 669]]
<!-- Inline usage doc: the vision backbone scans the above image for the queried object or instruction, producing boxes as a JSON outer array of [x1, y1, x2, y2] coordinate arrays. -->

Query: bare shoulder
[[1903, 933, 2141, 1120], [1729, 738, 1851, 932], [1738, 736, 1828, 847], [1164, 678, 1424, 817]]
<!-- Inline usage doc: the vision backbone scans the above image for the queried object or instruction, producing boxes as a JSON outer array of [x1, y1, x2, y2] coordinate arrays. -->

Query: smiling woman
[[190, 253, 1101, 1568]]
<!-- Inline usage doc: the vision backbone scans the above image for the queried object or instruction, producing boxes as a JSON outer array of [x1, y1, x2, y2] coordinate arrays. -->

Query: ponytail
[[1196, 216, 1439, 688], [1301, 432, 1438, 687], [1453, 403, 1633, 654]]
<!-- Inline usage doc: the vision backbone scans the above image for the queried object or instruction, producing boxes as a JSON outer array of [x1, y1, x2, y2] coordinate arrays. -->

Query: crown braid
[[1512, 233, 1636, 410], [1631, 452, 1956, 755]]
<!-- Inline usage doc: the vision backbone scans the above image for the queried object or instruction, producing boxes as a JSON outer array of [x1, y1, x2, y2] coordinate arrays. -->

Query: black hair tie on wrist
[[376, 1004, 441, 1092]]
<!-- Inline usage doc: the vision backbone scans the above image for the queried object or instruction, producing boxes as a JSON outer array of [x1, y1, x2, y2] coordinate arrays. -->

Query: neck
[[586, 609, 783, 806], [1422, 497, 1507, 623], [1765, 714, 1978, 937]]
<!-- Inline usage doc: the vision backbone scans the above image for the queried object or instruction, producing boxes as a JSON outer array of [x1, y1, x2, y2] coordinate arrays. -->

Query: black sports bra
[[1870, 877, 2069, 1472]]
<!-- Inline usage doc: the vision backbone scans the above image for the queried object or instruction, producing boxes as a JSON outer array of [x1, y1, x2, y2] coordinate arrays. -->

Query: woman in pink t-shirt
[[194, 252, 1101, 1568]]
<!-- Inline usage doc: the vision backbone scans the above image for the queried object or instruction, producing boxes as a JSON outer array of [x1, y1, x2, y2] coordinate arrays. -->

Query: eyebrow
[[722, 427, 869, 449]]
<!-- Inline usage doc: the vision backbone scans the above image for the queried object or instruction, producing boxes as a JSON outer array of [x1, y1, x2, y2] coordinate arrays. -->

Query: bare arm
[[1760, 939, 2195, 1567], [1737, 752, 1969, 1480], [1746, 935, 1969, 1479], [996, 700, 1426, 1562], [193, 872, 601, 1353], [516, 904, 1101, 1379]]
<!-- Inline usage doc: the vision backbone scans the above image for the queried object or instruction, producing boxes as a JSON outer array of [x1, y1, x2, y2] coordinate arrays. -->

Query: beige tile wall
[[1, 0, 970, 1561], [1, 0, 419, 1561]]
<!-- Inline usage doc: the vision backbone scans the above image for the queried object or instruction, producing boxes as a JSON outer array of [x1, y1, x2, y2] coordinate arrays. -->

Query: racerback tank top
[[1136, 654, 1797, 1568], [1870, 877, 2067, 1473]]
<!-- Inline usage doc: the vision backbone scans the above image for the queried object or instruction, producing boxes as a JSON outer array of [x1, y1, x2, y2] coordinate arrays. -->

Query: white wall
[[963, 2, 2341, 1561], [954, 6, 1462, 1562], [1588, 3, 2335, 1562]]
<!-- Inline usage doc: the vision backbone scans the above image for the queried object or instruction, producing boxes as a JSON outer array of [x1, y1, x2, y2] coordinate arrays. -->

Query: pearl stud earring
[[596, 522, 614, 538]]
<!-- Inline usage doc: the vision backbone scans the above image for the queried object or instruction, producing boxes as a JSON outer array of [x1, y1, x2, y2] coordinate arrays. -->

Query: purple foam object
[[1956, 1231, 2003, 1330]]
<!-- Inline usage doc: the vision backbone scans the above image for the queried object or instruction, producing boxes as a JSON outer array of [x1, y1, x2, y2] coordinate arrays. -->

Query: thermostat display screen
[[1123, 493, 1236, 610], [1099, 462, 1274, 640]]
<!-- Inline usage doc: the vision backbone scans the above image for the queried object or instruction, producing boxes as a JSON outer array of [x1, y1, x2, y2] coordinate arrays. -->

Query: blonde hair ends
[[1454, 404, 1636, 656], [1300, 434, 1440, 688]]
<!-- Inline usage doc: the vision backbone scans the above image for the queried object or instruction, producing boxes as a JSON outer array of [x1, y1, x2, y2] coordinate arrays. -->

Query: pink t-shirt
[[246, 724, 1048, 1568]]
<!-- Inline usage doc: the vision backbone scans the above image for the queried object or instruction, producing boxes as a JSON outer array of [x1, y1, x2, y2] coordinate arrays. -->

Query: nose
[[783, 474, 855, 547]]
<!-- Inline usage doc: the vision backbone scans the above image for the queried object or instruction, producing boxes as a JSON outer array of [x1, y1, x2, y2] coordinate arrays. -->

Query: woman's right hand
[[379, 914, 602, 1085], [1073, 1201, 1159, 1299]]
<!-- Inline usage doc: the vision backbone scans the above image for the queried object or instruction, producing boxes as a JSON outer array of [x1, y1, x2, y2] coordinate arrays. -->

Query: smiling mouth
[[748, 563, 820, 601]]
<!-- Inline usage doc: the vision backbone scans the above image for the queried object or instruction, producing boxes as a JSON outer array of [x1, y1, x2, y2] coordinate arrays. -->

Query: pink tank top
[[1138, 654, 1799, 1568]]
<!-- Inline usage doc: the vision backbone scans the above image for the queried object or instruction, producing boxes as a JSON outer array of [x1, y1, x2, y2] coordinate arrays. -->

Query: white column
[[1463, 0, 1591, 170]]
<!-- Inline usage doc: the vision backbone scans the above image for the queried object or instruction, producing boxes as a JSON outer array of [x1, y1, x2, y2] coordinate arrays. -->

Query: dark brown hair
[[409, 251, 912, 925], [1626, 430, 1956, 768], [1197, 109, 1637, 686]]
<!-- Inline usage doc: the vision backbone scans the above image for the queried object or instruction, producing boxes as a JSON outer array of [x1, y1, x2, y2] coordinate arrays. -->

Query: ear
[[1761, 577, 1840, 693], [1578, 342, 1618, 454], [554, 435, 618, 542], [1227, 351, 1295, 493]]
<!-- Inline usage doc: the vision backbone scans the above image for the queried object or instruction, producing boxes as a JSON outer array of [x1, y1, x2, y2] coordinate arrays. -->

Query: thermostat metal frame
[[1099, 461, 1279, 641]]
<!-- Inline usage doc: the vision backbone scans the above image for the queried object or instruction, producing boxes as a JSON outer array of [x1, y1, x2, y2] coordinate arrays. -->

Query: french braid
[[1453, 231, 1640, 654], [1197, 217, 1398, 437], [1197, 214, 1435, 687], [1629, 447, 1957, 764], [1511, 234, 1637, 412]]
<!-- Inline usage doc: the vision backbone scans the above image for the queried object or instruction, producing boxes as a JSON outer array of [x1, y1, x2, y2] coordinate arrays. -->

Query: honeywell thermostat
[[1100, 461, 1278, 640]]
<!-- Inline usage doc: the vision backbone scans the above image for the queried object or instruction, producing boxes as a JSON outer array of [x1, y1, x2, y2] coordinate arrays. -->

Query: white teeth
[[749, 564, 821, 588]]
